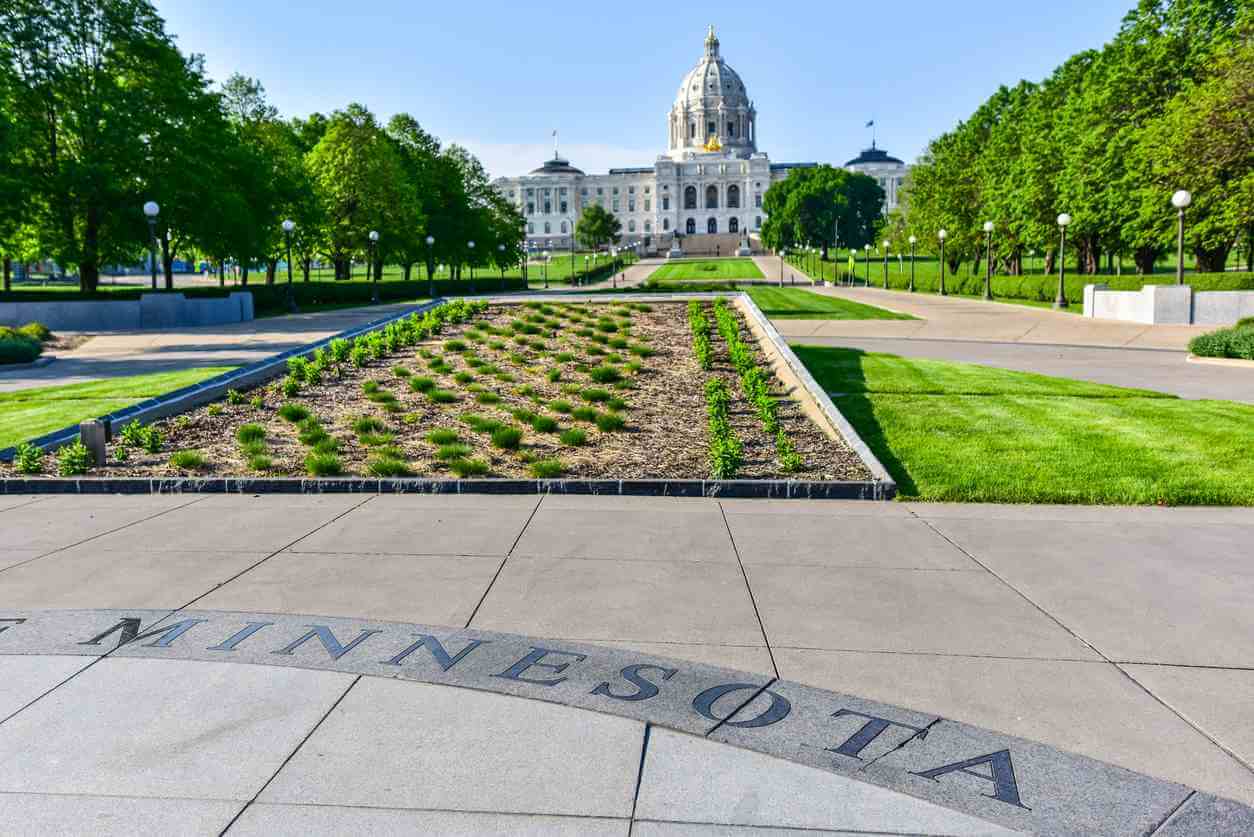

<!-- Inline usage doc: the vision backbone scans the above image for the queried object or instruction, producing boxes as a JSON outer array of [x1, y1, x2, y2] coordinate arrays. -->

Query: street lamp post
[[466, 240, 476, 293], [982, 221, 995, 301], [425, 235, 435, 299], [779, 247, 786, 287], [864, 244, 871, 287], [143, 201, 160, 290], [1172, 190, 1192, 285], [1054, 214, 1072, 309], [938, 230, 947, 295], [908, 235, 917, 292], [498, 243, 506, 291], [544, 252, 551, 288], [368, 230, 380, 304], [882, 240, 890, 290], [282, 219, 296, 313]]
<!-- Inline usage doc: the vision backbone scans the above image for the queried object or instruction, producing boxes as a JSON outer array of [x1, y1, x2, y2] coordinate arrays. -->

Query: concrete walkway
[[1, 492, 1252, 827]]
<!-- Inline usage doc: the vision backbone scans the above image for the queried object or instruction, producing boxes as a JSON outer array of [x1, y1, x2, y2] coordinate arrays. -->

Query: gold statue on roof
[[704, 134, 723, 152]]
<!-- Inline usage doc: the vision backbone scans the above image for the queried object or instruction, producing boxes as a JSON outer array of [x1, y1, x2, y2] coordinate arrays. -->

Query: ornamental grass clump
[[594, 411, 625, 432], [529, 458, 565, 478], [571, 406, 598, 423], [366, 454, 412, 477], [580, 387, 611, 403], [169, 450, 207, 470], [531, 415, 560, 434], [304, 451, 343, 477], [449, 457, 490, 477], [558, 428, 587, 447], [426, 428, 459, 445], [236, 424, 266, 445], [436, 443, 472, 461], [491, 426, 524, 450], [409, 376, 436, 393], [277, 403, 310, 423], [427, 389, 458, 404]]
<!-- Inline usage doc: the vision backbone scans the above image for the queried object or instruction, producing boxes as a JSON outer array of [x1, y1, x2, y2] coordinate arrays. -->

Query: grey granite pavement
[[1, 494, 1253, 834]]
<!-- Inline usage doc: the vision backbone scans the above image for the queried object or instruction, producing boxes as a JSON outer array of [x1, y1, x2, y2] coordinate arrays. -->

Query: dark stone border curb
[[1, 608, 1248, 836], [2, 293, 895, 500]]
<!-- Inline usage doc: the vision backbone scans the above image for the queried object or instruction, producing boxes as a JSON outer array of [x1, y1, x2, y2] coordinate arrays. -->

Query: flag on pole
[[865, 120, 874, 128]]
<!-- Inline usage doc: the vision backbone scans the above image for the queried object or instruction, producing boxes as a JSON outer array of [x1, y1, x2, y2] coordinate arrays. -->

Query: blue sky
[[155, 0, 1132, 179]]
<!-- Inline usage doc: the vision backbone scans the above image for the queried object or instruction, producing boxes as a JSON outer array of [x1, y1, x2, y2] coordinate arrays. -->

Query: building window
[[560, 221, 567, 233], [581, 188, 588, 196], [662, 196, 670, 211], [597, 187, 603, 195], [707, 217, 718, 234], [612, 199, 620, 212], [526, 188, 535, 196], [544, 201, 552, 214], [644, 220, 652, 233], [689, 123, 695, 139], [559, 187, 567, 195], [644, 186, 651, 194], [728, 121, 736, 137], [543, 188, 551, 195], [705, 185, 718, 209], [508, 190, 515, 199], [612, 187, 619, 195], [628, 186, 635, 194], [727, 185, 740, 209], [629, 220, 636, 232], [729, 217, 739, 234], [527, 223, 534, 234], [628, 200, 635, 212], [754, 216, 761, 229], [755, 193, 762, 208], [686, 218, 696, 235], [526, 203, 535, 215], [544, 222, 551, 234], [644, 199, 651, 212], [684, 186, 697, 209], [707, 121, 715, 136], [663, 218, 670, 231]]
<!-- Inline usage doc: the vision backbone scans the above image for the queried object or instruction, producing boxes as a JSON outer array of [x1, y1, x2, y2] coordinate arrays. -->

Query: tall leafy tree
[[575, 204, 622, 251], [761, 166, 882, 256]]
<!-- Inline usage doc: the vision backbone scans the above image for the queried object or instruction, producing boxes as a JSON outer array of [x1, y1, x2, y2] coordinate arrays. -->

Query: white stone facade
[[494, 27, 909, 252], [845, 142, 908, 213]]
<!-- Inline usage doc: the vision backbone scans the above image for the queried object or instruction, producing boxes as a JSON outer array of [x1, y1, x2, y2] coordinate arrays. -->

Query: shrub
[[409, 376, 436, 393], [236, 423, 267, 444], [606, 397, 628, 412], [581, 387, 611, 403], [531, 415, 560, 433], [114, 446, 130, 462], [282, 375, 301, 397], [608, 337, 630, 349], [449, 457, 490, 477], [140, 426, 163, 453], [352, 416, 387, 435], [529, 458, 565, 478], [329, 338, 351, 363], [14, 442, 43, 475], [475, 391, 501, 405], [359, 432, 395, 447], [250, 395, 265, 409], [0, 335, 41, 364], [546, 369, 562, 383], [444, 339, 468, 352], [705, 378, 742, 479], [558, 428, 587, 447], [491, 426, 524, 450], [207, 403, 223, 417], [17, 321, 53, 342], [169, 450, 207, 470], [454, 371, 475, 384], [426, 428, 460, 445], [427, 389, 458, 403], [305, 451, 343, 476], [56, 440, 92, 476], [571, 406, 598, 422], [437, 443, 473, 461], [555, 351, 575, 363], [549, 399, 573, 414], [240, 440, 267, 457], [248, 453, 273, 472], [367, 455, 412, 477], [776, 430, 805, 473], [392, 365, 412, 378], [594, 412, 626, 432], [226, 388, 245, 405]]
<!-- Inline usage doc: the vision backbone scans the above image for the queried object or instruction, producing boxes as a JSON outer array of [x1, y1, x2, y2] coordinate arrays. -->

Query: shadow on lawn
[[796, 345, 921, 498]]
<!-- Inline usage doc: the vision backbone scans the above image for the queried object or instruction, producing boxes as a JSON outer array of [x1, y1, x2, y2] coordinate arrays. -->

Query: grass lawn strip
[[797, 345, 1254, 505], [647, 259, 764, 282], [9, 301, 869, 481], [744, 287, 914, 321], [0, 367, 236, 449]]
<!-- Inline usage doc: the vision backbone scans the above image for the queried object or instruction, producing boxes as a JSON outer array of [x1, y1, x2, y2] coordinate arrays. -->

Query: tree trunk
[[1044, 250, 1056, 276], [241, 264, 250, 286], [1195, 245, 1230, 274], [2, 256, 10, 293], [218, 261, 225, 287], [302, 258, 311, 282], [1134, 247, 1156, 275], [80, 205, 101, 293], [402, 262, 412, 282], [265, 258, 277, 285], [160, 237, 174, 290], [334, 256, 349, 281]]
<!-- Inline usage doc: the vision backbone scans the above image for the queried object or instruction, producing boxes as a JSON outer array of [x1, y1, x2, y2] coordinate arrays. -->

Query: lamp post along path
[[908, 236, 917, 292], [282, 219, 296, 313], [983, 221, 994, 301], [1172, 190, 1192, 285], [368, 230, 380, 304], [143, 201, 160, 291], [1055, 214, 1072, 309], [882, 240, 890, 290], [938, 230, 947, 296]]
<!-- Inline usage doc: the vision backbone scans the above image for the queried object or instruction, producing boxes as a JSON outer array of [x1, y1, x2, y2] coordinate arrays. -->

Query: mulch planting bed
[[5, 299, 872, 482]]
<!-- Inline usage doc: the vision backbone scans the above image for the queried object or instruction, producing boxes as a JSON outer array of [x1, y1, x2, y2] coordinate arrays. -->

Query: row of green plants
[[0, 321, 53, 365], [11, 415, 164, 476], [704, 378, 742, 479], [1189, 317, 1254, 360], [712, 300, 804, 473], [688, 300, 713, 370]]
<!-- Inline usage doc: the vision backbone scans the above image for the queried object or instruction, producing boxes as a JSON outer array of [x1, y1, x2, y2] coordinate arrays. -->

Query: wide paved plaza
[[2, 492, 1252, 834]]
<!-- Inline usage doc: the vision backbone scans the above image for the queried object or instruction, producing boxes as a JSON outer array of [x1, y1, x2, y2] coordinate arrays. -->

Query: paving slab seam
[[1147, 790, 1197, 835], [0, 494, 211, 579], [462, 494, 544, 629], [626, 722, 653, 837], [910, 509, 1254, 785], [219, 674, 363, 835], [1, 609, 1247, 834], [718, 501, 780, 678], [632, 818, 958, 835], [769, 645, 1108, 664]]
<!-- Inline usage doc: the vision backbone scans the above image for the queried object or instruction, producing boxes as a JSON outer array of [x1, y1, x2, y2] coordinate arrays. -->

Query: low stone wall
[[0, 292, 253, 331], [1084, 283, 1254, 325]]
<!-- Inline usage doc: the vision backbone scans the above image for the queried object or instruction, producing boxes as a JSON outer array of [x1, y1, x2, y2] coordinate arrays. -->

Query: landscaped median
[[1, 295, 892, 497], [796, 345, 1254, 505]]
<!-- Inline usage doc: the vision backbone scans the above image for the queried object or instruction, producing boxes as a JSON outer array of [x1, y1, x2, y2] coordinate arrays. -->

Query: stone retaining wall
[[1085, 283, 1254, 325], [0, 292, 253, 331]]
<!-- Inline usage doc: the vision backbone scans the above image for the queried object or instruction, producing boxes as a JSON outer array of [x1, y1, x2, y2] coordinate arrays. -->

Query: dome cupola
[[667, 26, 757, 160]]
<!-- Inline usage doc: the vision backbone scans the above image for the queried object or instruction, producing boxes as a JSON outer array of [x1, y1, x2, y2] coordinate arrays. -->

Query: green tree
[[575, 204, 622, 251], [760, 166, 882, 257]]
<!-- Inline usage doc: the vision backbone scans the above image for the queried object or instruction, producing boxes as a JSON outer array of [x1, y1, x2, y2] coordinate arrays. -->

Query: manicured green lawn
[[795, 345, 1254, 505], [648, 259, 764, 281], [745, 287, 913, 320], [0, 367, 235, 448]]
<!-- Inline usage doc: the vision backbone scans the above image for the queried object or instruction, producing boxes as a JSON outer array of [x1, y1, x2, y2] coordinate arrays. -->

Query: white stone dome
[[668, 26, 757, 160]]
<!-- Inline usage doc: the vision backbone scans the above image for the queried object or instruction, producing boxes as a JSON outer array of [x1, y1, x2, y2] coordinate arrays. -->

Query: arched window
[[705, 185, 718, 209], [544, 222, 551, 234], [686, 218, 696, 235], [754, 216, 762, 229], [729, 217, 739, 234], [663, 218, 670, 231], [707, 217, 718, 234], [727, 185, 740, 209], [689, 123, 696, 139], [644, 220, 652, 233], [684, 186, 697, 210], [728, 121, 736, 137], [628, 220, 636, 232], [560, 221, 567, 234]]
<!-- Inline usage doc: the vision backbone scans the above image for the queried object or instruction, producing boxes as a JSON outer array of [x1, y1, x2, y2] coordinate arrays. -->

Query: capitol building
[[494, 26, 908, 255]]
